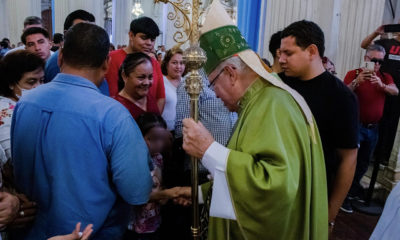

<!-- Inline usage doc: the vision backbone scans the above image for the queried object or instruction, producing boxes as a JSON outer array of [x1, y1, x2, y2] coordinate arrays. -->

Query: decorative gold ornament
[[155, 0, 192, 46], [154, 0, 207, 239]]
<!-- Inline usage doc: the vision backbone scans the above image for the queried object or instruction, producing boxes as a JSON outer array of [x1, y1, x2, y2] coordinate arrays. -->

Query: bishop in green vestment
[[181, 1, 328, 239]]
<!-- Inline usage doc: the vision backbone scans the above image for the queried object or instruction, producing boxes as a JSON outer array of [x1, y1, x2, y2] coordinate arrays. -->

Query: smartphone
[[364, 61, 375, 72], [384, 24, 400, 33]]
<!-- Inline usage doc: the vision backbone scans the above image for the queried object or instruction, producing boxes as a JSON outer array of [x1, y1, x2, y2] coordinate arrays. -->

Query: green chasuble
[[203, 77, 328, 240]]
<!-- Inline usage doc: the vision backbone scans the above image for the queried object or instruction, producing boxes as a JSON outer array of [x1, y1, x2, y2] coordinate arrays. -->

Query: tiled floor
[[330, 210, 380, 240]]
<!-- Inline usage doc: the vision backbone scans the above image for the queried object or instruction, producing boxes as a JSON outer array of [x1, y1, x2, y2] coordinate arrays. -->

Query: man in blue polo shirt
[[11, 23, 152, 239]]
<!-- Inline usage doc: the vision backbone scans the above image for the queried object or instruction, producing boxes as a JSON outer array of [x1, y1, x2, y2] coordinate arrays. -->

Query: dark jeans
[[349, 125, 379, 198]]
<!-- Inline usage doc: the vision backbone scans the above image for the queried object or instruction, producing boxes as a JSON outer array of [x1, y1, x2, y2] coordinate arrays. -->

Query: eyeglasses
[[370, 58, 384, 65], [208, 68, 225, 89]]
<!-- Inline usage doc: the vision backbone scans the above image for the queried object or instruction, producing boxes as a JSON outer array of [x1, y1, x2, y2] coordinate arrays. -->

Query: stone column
[[379, 123, 400, 196], [258, 0, 385, 79], [111, 0, 133, 46], [0, 1, 9, 42], [147, 1, 166, 48], [382, 0, 400, 24], [1, 0, 41, 45], [334, 0, 385, 78], [54, 0, 105, 34], [260, 0, 317, 63]]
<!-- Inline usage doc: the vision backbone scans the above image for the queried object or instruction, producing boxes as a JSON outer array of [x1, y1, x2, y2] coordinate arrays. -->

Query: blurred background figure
[[0, 50, 44, 238], [268, 30, 282, 73], [0, 39, 11, 58], [124, 113, 183, 240], [109, 43, 115, 52], [157, 52, 163, 64], [322, 56, 337, 75], [50, 33, 63, 52], [0, 50, 44, 163], [5, 16, 44, 56], [161, 48, 186, 132]]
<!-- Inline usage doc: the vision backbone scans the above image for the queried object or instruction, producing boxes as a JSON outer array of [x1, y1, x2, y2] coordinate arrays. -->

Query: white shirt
[[200, 141, 236, 220], [161, 76, 179, 131], [370, 182, 400, 239]]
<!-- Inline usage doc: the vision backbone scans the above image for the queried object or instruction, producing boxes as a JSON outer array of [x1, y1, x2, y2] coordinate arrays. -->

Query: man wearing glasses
[[361, 24, 400, 183], [180, 2, 328, 239], [343, 44, 398, 208]]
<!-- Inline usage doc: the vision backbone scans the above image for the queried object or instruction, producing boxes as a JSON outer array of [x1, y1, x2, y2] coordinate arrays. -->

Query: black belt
[[361, 123, 378, 129]]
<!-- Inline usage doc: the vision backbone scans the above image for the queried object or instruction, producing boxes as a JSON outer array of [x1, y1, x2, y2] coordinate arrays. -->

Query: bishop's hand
[[182, 118, 214, 159]]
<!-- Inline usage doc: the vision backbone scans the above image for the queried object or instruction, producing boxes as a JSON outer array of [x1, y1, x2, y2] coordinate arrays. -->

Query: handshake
[[152, 186, 192, 206]]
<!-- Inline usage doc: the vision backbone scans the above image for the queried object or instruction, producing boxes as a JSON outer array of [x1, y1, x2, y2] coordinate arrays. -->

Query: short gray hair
[[213, 56, 249, 75], [23, 16, 42, 28], [366, 44, 386, 56]]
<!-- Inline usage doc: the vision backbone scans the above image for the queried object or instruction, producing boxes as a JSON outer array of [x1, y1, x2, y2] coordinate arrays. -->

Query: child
[[125, 113, 182, 240]]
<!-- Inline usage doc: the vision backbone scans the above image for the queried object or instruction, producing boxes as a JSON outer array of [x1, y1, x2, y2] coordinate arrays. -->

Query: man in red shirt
[[342, 44, 398, 212], [105, 17, 165, 112]]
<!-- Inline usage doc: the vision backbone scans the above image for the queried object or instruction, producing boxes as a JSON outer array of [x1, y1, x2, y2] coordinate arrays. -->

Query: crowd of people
[[0, 1, 399, 239]]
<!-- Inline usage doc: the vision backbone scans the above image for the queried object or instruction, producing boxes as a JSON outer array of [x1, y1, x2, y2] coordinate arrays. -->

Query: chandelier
[[132, 0, 144, 17]]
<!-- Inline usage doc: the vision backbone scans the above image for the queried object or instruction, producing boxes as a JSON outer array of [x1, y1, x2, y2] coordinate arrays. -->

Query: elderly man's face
[[279, 36, 312, 80], [25, 33, 51, 60], [208, 65, 239, 112]]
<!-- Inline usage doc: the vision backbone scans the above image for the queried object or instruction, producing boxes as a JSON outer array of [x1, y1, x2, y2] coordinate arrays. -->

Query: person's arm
[[104, 56, 120, 97], [328, 148, 357, 223], [149, 187, 182, 201], [382, 83, 399, 95], [330, 85, 359, 223], [361, 25, 384, 49], [157, 98, 165, 114], [152, 58, 166, 113], [370, 73, 399, 95], [0, 192, 20, 226], [344, 69, 374, 92], [348, 71, 370, 91], [8, 194, 36, 228], [109, 115, 153, 205]]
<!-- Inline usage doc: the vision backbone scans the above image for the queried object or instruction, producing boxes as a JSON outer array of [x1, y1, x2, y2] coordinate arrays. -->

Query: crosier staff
[[154, 0, 207, 239]]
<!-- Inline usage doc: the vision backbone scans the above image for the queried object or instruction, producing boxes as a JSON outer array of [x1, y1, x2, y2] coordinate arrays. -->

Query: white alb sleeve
[[202, 141, 236, 220]]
